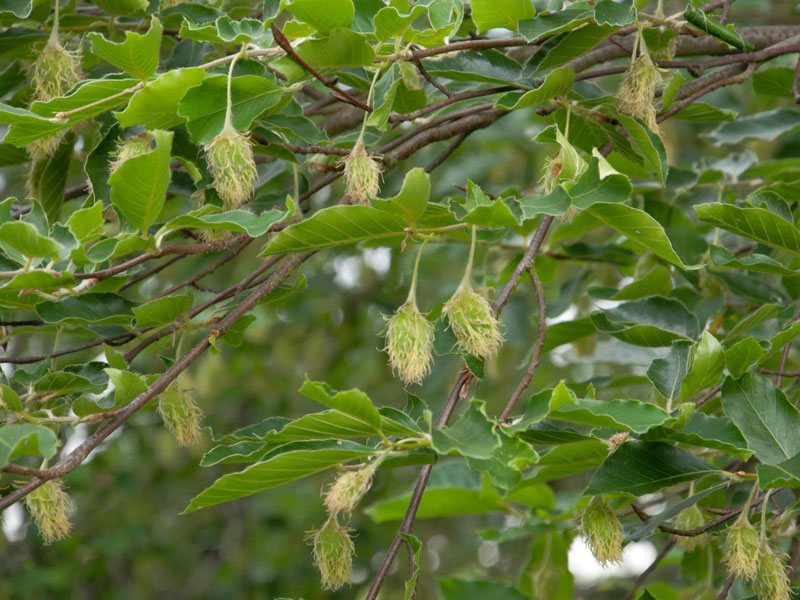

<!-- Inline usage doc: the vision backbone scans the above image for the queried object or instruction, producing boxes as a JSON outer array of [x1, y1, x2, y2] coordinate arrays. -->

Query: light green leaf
[[644, 411, 752, 459], [568, 157, 632, 209], [647, 340, 691, 404], [518, 187, 571, 218], [518, 7, 594, 41], [721, 373, 800, 465], [757, 452, 800, 489], [681, 332, 725, 400], [183, 440, 375, 512], [709, 245, 796, 276], [594, 0, 636, 25], [726, 337, 769, 378], [92, 0, 148, 16], [592, 296, 700, 347], [470, 0, 535, 33], [586, 440, 720, 495], [66, 201, 104, 242], [627, 482, 728, 540], [160, 206, 287, 238], [177, 74, 285, 143], [0, 424, 59, 467], [288, 0, 354, 33], [133, 291, 193, 328], [401, 533, 421, 600], [430, 400, 500, 459], [260, 205, 409, 255], [528, 440, 609, 483], [116, 68, 206, 129], [550, 398, 672, 434], [89, 17, 162, 80], [299, 378, 383, 435], [495, 66, 574, 110], [695, 203, 800, 255], [36, 293, 136, 325], [28, 131, 74, 223], [373, 5, 428, 41], [587, 202, 697, 269], [0, 221, 61, 258], [109, 129, 173, 233], [372, 167, 430, 222], [448, 180, 520, 227], [105, 368, 148, 406], [272, 28, 375, 83], [707, 108, 800, 145], [538, 24, 618, 70]]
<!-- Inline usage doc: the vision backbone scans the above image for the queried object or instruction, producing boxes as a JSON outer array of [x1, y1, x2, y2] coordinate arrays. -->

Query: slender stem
[[51, 0, 60, 41], [405, 238, 430, 305], [222, 47, 244, 133], [760, 488, 775, 538], [459, 226, 477, 289]]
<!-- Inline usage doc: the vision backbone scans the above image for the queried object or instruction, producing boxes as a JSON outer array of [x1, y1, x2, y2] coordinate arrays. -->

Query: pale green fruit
[[723, 517, 761, 581], [343, 141, 381, 204], [158, 388, 204, 447], [307, 517, 355, 591], [618, 53, 662, 132], [384, 301, 434, 386], [324, 464, 375, 516], [579, 496, 624, 567], [24, 479, 73, 544], [754, 540, 791, 600], [442, 283, 503, 360], [203, 128, 257, 209]]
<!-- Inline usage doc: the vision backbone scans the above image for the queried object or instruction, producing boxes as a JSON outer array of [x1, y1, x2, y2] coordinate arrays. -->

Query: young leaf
[[89, 17, 163, 80]]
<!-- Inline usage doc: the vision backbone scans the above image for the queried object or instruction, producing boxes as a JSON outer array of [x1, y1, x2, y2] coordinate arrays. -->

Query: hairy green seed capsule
[[673, 504, 708, 552], [754, 541, 791, 600], [723, 517, 761, 581], [109, 134, 152, 174], [158, 388, 204, 447], [618, 53, 662, 132], [324, 464, 376, 516], [442, 283, 503, 360], [343, 141, 380, 204], [307, 517, 355, 591], [384, 301, 434, 386], [24, 479, 72, 544], [203, 128, 257, 209], [579, 496, 624, 567]]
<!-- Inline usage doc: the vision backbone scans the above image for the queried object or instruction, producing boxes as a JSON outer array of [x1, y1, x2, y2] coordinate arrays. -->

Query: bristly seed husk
[[109, 134, 152, 174], [579, 496, 624, 567], [158, 388, 204, 447], [617, 53, 662, 132], [384, 300, 434, 386], [723, 516, 761, 581], [203, 127, 258, 210], [24, 479, 73, 544], [442, 282, 503, 360], [307, 516, 355, 591], [343, 141, 381, 204], [324, 464, 376, 516], [673, 504, 708, 552], [754, 540, 792, 600]]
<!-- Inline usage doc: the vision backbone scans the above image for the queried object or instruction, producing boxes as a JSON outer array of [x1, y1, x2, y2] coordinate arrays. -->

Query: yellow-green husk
[[443, 283, 503, 360], [384, 301, 434, 386], [203, 128, 257, 209], [579, 496, 624, 567], [343, 141, 380, 204], [24, 479, 72, 544], [158, 389, 204, 447], [307, 517, 355, 590], [723, 516, 761, 581]]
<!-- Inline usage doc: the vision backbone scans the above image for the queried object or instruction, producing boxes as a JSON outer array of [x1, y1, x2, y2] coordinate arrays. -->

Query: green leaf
[[448, 180, 520, 227], [288, 0, 354, 33], [644, 411, 752, 459], [89, 17, 163, 80], [709, 245, 796, 276], [422, 49, 525, 86], [0, 424, 59, 467], [612, 110, 669, 182], [681, 332, 725, 400], [550, 398, 672, 434], [33, 371, 100, 394], [518, 187, 571, 218], [527, 440, 609, 483], [494, 66, 574, 110], [179, 17, 271, 45], [66, 201, 104, 242], [430, 400, 500, 459], [372, 167, 430, 222], [260, 205, 409, 255], [373, 5, 428, 42], [401, 533, 422, 600], [159, 207, 287, 238], [586, 440, 720, 495], [440, 579, 528, 600], [470, 0, 535, 33], [116, 68, 206, 129], [587, 203, 697, 269], [0, 385, 23, 412], [109, 129, 172, 233], [28, 131, 74, 223], [92, 0, 148, 16], [133, 291, 193, 328], [721, 373, 800, 465], [757, 452, 800, 489], [647, 340, 691, 404], [177, 74, 285, 143], [683, 4, 755, 51], [594, 0, 636, 25], [723, 303, 780, 344], [1, 78, 139, 146], [0, 221, 61, 258], [272, 28, 375, 83], [707, 108, 800, 145], [183, 440, 376, 512], [299, 378, 383, 435], [568, 157, 632, 209], [592, 296, 700, 347], [105, 368, 148, 405], [695, 203, 800, 255], [726, 337, 769, 378], [466, 435, 539, 490], [518, 7, 594, 42], [36, 293, 136, 325], [537, 24, 618, 70]]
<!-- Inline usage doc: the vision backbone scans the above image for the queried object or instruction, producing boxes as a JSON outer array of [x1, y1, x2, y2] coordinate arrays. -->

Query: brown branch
[[695, 383, 723, 408], [717, 573, 736, 600], [499, 266, 548, 422], [389, 86, 516, 123], [424, 132, 469, 173], [658, 63, 756, 122], [621, 537, 677, 600], [793, 54, 800, 103], [0, 252, 313, 511], [270, 24, 372, 112], [119, 255, 185, 291], [412, 55, 453, 98]]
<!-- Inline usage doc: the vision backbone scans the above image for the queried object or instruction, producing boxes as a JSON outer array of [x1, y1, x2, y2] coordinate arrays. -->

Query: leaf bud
[[203, 127, 257, 209], [343, 140, 381, 204], [158, 388, 204, 447], [442, 282, 503, 360], [579, 495, 624, 567], [307, 516, 355, 591], [384, 300, 434, 386], [24, 479, 72, 544]]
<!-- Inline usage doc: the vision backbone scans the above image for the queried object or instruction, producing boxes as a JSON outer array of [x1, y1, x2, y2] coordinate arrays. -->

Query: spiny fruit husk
[[30, 39, 82, 103], [617, 53, 662, 132], [24, 479, 72, 544], [307, 517, 355, 591], [199, 228, 234, 243], [579, 496, 624, 567], [754, 541, 791, 600], [539, 151, 563, 196], [723, 517, 761, 581], [158, 389, 204, 447], [26, 133, 66, 162], [442, 283, 503, 360], [324, 463, 376, 516], [384, 300, 434, 386], [109, 134, 152, 174], [673, 504, 708, 552], [203, 128, 257, 209], [343, 141, 380, 204]]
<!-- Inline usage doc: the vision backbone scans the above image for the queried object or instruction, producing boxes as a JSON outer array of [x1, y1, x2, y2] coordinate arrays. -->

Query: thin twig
[[424, 132, 469, 173], [412, 56, 453, 97], [695, 383, 723, 408], [716, 573, 736, 600], [621, 537, 677, 600]]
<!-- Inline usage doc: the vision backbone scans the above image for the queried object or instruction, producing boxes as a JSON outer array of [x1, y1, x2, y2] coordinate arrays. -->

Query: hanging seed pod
[[384, 300, 434, 386], [157, 388, 204, 447], [24, 479, 72, 544], [324, 462, 377, 517], [618, 53, 662, 132], [673, 504, 708, 552], [109, 134, 152, 174], [442, 282, 503, 360], [579, 496, 624, 567], [203, 127, 257, 210], [754, 540, 791, 600], [307, 517, 355, 591], [723, 516, 761, 581], [343, 140, 380, 204]]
